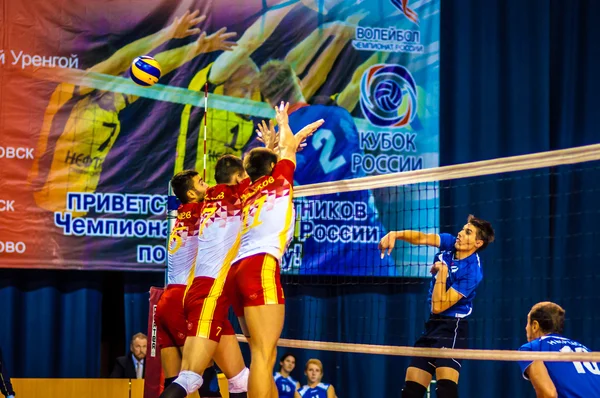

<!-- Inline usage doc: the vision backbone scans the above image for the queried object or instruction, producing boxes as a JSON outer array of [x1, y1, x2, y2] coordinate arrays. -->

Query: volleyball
[[130, 55, 162, 87]]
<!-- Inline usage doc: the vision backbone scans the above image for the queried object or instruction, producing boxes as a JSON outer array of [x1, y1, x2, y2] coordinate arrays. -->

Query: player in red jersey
[[227, 102, 324, 398], [160, 157, 249, 398], [156, 170, 225, 396]]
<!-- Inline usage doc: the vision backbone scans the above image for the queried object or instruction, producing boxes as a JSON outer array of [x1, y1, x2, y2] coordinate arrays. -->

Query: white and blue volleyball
[[130, 55, 161, 86]]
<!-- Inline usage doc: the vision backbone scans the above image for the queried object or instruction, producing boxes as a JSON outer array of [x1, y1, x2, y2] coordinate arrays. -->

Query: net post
[[165, 182, 177, 286]]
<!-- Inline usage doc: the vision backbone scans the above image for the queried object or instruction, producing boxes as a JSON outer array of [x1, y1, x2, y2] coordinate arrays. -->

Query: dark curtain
[[0, 270, 103, 378]]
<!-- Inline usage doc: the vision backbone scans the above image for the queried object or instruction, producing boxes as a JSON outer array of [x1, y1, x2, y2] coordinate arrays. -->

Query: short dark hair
[[530, 302, 565, 334], [215, 155, 244, 184], [279, 352, 296, 363], [171, 170, 199, 204], [467, 214, 495, 251], [258, 60, 299, 105], [244, 148, 278, 182]]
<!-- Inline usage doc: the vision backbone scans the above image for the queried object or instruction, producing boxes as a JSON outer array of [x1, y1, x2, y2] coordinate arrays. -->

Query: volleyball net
[[263, 144, 600, 397]]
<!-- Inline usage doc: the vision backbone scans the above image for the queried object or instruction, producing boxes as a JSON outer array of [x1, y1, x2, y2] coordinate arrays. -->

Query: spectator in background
[[275, 352, 301, 397], [110, 333, 147, 379], [0, 347, 15, 398], [296, 359, 337, 398]]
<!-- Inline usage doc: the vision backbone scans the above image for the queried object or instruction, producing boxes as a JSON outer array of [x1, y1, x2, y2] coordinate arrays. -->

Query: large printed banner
[[0, 0, 439, 276]]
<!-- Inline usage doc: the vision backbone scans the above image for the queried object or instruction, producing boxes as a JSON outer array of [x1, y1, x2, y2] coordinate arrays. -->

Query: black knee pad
[[159, 383, 188, 398], [436, 379, 458, 398], [402, 380, 427, 398], [163, 376, 177, 390], [199, 366, 222, 397]]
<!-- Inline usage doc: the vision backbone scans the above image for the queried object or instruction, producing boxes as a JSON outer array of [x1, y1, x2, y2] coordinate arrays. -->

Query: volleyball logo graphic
[[130, 55, 162, 87], [360, 64, 418, 128]]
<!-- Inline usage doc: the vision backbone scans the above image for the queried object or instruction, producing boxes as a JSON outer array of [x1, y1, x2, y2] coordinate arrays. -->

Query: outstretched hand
[[294, 119, 324, 152], [169, 10, 206, 39], [256, 119, 279, 151], [196, 27, 238, 54], [378, 232, 397, 259]]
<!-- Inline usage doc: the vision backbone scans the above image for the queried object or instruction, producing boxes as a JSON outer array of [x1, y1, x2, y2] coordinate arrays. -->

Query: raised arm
[[209, 0, 296, 85], [379, 230, 440, 257], [526, 362, 558, 398], [336, 51, 390, 112], [300, 11, 369, 100], [275, 102, 324, 164], [284, 19, 355, 76], [87, 10, 205, 77], [153, 27, 237, 76]]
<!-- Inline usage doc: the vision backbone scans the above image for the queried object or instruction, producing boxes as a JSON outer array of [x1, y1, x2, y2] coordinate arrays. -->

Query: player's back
[[298, 383, 330, 398], [519, 334, 600, 397], [167, 202, 202, 285], [274, 372, 298, 398], [234, 159, 296, 264], [194, 182, 247, 279]]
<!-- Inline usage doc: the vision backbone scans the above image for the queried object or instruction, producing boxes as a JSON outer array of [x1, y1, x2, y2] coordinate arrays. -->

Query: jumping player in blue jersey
[[295, 359, 337, 398], [275, 353, 301, 398], [518, 301, 600, 398], [257, 60, 394, 276], [379, 215, 495, 398]]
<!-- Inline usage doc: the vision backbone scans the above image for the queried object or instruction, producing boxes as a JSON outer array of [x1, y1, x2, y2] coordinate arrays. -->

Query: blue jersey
[[287, 104, 394, 276], [289, 104, 363, 184], [274, 372, 298, 398], [298, 383, 331, 398], [427, 233, 482, 318], [519, 334, 600, 397]]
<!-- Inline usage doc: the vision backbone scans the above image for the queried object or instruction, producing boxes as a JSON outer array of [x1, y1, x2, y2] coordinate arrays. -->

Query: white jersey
[[234, 159, 295, 263], [167, 202, 202, 285], [193, 182, 247, 279]]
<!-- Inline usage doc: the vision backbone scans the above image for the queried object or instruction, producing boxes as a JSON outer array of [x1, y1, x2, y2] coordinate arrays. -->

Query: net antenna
[[165, 181, 179, 285], [203, 82, 208, 182]]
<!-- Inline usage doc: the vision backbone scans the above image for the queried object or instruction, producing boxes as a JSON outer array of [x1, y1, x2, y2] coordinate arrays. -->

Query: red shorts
[[155, 284, 188, 349], [226, 253, 285, 316], [184, 276, 235, 342]]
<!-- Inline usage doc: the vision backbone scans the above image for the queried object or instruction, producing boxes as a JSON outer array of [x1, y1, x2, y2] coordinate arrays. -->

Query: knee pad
[[402, 380, 427, 398], [228, 367, 249, 393], [174, 370, 204, 395], [436, 379, 458, 398]]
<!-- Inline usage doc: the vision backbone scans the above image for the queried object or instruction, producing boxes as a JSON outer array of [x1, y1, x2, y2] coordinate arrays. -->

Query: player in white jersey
[[226, 102, 324, 398], [155, 170, 223, 396], [160, 156, 250, 398]]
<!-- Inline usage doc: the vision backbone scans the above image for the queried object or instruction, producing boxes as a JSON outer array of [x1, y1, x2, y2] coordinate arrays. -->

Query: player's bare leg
[[213, 334, 249, 397], [244, 304, 285, 398], [161, 346, 182, 380], [159, 337, 217, 398]]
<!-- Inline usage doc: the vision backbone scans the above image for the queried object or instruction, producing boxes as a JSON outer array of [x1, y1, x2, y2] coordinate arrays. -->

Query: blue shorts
[[409, 315, 469, 375]]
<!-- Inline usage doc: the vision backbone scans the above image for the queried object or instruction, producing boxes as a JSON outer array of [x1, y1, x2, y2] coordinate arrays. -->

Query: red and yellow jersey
[[167, 202, 203, 285], [234, 160, 296, 263], [192, 180, 249, 279]]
